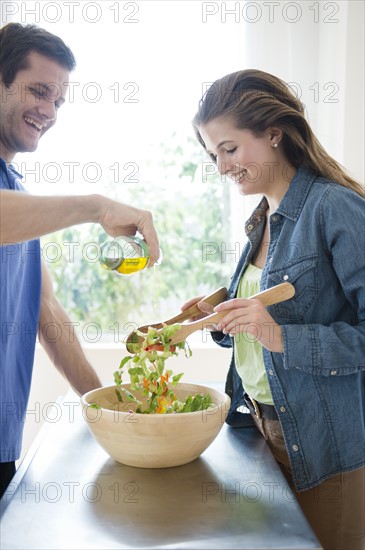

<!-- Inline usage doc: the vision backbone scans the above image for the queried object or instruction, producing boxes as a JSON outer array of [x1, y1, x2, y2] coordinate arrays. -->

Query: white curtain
[[237, 0, 364, 182]]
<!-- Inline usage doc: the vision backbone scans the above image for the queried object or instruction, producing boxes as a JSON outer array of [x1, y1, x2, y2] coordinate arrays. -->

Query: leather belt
[[244, 394, 278, 421]]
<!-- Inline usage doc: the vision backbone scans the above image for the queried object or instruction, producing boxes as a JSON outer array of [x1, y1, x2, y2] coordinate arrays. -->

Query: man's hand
[[96, 197, 160, 266]]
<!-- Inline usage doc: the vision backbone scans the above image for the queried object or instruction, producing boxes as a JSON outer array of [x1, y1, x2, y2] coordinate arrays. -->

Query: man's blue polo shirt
[[0, 158, 42, 462]]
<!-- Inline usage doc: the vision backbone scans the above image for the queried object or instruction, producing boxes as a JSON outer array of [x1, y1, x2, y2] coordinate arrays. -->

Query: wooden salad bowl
[[81, 383, 231, 468]]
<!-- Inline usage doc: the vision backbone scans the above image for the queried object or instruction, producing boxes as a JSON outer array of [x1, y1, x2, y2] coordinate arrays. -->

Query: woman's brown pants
[[251, 415, 365, 550]]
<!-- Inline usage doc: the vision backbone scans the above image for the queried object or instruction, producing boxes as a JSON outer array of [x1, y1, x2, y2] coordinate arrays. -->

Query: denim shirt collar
[[276, 164, 316, 221], [245, 164, 317, 240]]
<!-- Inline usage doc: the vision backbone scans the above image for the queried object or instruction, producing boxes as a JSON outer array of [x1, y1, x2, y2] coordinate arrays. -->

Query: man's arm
[[38, 259, 102, 396], [0, 190, 160, 265]]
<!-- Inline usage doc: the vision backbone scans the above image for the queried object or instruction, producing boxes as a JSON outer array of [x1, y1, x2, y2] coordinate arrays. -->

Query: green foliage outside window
[[41, 133, 238, 342]]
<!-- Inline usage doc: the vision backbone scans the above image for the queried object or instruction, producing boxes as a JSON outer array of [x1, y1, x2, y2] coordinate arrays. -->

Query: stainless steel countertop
[[0, 393, 321, 549]]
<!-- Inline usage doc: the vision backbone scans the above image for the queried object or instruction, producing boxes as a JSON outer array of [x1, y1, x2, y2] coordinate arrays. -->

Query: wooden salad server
[[166, 282, 295, 346], [125, 286, 228, 352]]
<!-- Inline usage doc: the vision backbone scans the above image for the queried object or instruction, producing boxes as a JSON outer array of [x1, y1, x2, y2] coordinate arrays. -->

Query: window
[[7, 1, 258, 343]]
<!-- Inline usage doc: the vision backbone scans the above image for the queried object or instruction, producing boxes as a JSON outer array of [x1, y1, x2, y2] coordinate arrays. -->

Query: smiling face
[[0, 51, 69, 162], [199, 116, 294, 198]]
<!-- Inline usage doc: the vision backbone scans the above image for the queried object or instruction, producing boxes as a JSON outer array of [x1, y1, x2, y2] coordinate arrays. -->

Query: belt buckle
[[249, 396, 261, 419]]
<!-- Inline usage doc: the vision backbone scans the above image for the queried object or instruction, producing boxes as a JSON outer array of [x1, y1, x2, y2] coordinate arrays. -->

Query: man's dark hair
[[0, 23, 76, 86]]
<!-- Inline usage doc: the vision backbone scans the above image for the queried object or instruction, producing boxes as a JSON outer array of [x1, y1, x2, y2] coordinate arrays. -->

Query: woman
[[187, 69, 365, 550]]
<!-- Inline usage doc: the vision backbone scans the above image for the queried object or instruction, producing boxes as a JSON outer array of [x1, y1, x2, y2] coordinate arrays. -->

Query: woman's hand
[[180, 296, 219, 330], [214, 298, 284, 352]]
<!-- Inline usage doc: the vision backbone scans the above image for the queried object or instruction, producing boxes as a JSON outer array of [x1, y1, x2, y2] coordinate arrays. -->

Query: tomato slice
[[145, 344, 176, 352]]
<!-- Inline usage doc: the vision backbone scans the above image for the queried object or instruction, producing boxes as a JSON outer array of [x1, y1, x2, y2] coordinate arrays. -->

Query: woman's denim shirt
[[212, 165, 365, 491]]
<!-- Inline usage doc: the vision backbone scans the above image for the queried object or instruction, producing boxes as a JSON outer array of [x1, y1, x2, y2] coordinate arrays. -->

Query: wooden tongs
[[125, 287, 227, 353], [126, 282, 295, 352]]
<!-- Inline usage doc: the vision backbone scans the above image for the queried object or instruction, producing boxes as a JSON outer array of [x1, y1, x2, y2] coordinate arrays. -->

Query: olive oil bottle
[[99, 236, 157, 276]]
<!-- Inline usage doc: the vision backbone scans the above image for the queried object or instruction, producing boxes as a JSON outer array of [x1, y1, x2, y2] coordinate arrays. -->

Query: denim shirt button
[[330, 370, 337, 376], [247, 224, 253, 232], [271, 215, 278, 222], [268, 369, 274, 376], [280, 406, 286, 413], [283, 274, 289, 281], [292, 445, 299, 452]]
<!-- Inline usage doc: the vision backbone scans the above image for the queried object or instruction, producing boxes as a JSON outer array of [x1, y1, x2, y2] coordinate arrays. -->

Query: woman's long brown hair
[[193, 69, 364, 197]]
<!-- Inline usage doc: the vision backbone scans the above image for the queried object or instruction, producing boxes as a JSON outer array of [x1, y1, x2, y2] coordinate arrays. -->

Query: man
[[0, 23, 160, 497]]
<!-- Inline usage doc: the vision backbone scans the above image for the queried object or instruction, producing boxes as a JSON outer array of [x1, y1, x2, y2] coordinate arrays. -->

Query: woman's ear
[[267, 127, 283, 147]]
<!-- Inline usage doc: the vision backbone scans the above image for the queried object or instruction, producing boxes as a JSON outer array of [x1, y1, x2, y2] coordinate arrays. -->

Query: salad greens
[[111, 324, 213, 414]]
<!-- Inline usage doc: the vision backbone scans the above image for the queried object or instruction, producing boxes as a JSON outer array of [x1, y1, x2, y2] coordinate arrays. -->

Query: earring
[[271, 143, 278, 148]]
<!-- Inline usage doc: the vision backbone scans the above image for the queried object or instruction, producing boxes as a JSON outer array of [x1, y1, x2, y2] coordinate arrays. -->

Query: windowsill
[[34, 332, 224, 350]]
